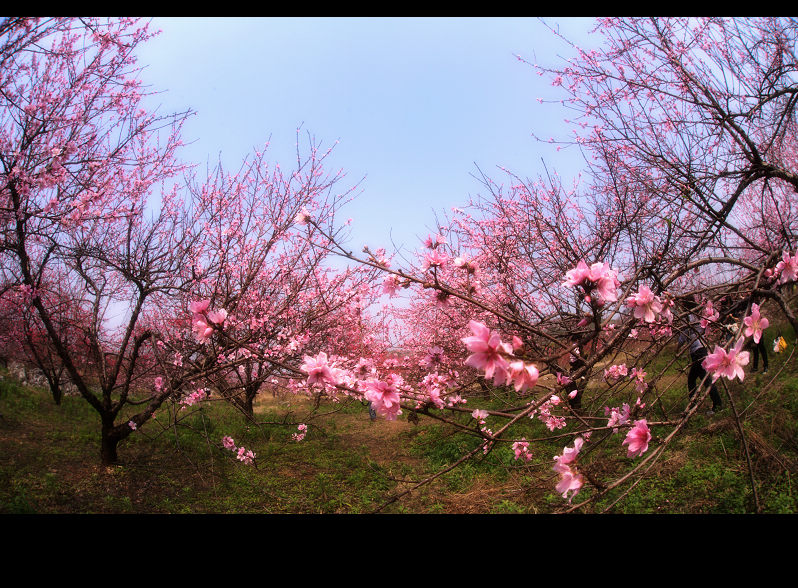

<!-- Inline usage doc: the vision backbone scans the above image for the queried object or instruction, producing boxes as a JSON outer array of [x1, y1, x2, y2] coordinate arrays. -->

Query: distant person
[[678, 300, 723, 416]]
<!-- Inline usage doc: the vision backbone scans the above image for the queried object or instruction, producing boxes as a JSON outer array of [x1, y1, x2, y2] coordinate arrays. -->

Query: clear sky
[[135, 17, 598, 259]]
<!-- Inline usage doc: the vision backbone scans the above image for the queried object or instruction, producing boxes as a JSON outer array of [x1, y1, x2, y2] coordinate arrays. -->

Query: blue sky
[[135, 17, 598, 258]]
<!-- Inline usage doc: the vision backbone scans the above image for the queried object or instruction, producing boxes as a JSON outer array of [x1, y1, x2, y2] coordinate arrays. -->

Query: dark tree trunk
[[51, 381, 62, 405], [101, 420, 121, 465]]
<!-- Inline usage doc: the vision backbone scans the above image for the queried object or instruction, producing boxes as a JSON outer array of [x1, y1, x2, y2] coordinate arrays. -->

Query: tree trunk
[[101, 421, 120, 465]]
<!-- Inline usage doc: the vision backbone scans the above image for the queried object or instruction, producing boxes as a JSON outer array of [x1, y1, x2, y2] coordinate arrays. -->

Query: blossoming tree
[[300, 17, 798, 511]]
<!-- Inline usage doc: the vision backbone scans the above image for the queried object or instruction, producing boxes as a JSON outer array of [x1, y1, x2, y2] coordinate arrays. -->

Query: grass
[[1, 330, 797, 513]]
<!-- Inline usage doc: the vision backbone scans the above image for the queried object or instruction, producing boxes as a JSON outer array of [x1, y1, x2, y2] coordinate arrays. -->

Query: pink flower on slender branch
[[364, 376, 403, 421], [700, 300, 719, 329], [702, 338, 749, 382], [622, 419, 651, 458], [301, 352, 340, 387], [512, 439, 532, 461], [625, 284, 663, 323], [471, 409, 489, 423], [743, 303, 769, 344], [508, 360, 539, 393], [381, 275, 400, 297], [563, 261, 619, 305], [192, 317, 214, 343], [207, 308, 228, 325], [552, 437, 585, 500], [295, 206, 311, 225], [462, 320, 513, 385], [189, 299, 210, 314], [776, 251, 798, 284]]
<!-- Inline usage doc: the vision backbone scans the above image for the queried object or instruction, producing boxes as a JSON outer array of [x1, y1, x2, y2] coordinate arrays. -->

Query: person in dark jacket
[[678, 300, 723, 415]]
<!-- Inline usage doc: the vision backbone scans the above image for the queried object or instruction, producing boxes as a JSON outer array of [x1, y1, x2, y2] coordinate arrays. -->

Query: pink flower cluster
[[381, 275, 401, 297], [603, 363, 628, 382], [530, 395, 567, 432], [462, 320, 538, 392], [422, 249, 448, 271], [295, 206, 311, 225], [512, 438, 533, 461], [416, 372, 454, 409], [552, 437, 585, 500], [630, 367, 648, 394], [562, 261, 620, 305], [291, 423, 307, 442], [622, 419, 651, 458], [702, 338, 749, 382], [301, 351, 342, 388], [221, 436, 256, 465], [625, 285, 664, 323], [453, 255, 479, 275], [605, 403, 631, 432], [180, 388, 209, 408], [189, 299, 227, 344], [363, 373, 403, 420]]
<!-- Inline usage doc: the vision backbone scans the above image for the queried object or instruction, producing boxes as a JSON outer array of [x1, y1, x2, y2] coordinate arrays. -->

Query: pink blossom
[[192, 317, 214, 343], [605, 403, 631, 432], [554, 464, 584, 500], [291, 424, 307, 442], [301, 352, 340, 387], [702, 338, 749, 382], [563, 260, 619, 304], [626, 284, 663, 323], [423, 233, 446, 249], [189, 299, 210, 314], [743, 303, 769, 344], [295, 206, 311, 225], [552, 437, 585, 500], [471, 409, 489, 422], [422, 249, 448, 270], [381, 275, 400, 297], [603, 363, 628, 382], [622, 419, 651, 458], [508, 360, 539, 393], [563, 260, 591, 288], [364, 376, 403, 421], [589, 262, 620, 304], [207, 308, 228, 325], [421, 346, 445, 370], [462, 320, 512, 385], [629, 367, 648, 394], [222, 436, 236, 450], [154, 376, 163, 392], [512, 438, 532, 461], [776, 251, 798, 284], [128, 420, 137, 430], [557, 437, 584, 465], [236, 446, 256, 465], [180, 389, 207, 407], [700, 300, 719, 329]]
